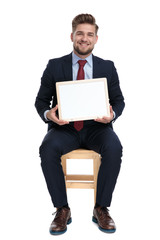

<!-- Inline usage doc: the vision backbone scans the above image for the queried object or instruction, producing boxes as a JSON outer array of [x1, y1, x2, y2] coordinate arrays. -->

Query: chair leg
[[61, 151, 101, 204], [93, 155, 101, 204], [61, 156, 67, 180]]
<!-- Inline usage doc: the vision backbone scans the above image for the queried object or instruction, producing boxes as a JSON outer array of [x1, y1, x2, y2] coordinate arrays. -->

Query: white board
[[56, 78, 110, 122]]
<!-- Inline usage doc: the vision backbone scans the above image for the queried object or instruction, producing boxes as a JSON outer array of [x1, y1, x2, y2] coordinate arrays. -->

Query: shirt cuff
[[44, 110, 50, 121], [113, 111, 116, 120]]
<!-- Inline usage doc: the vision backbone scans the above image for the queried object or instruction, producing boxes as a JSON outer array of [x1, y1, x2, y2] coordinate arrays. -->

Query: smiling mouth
[[79, 42, 89, 47]]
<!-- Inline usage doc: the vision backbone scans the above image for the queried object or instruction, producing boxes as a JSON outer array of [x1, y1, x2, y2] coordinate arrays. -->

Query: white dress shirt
[[72, 51, 93, 80]]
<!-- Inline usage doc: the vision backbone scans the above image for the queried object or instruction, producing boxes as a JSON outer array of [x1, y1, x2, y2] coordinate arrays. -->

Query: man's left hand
[[94, 106, 114, 124]]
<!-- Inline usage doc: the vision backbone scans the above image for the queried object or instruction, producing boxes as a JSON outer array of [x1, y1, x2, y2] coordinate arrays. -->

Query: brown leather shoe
[[49, 207, 72, 235], [92, 206, 116, 233]]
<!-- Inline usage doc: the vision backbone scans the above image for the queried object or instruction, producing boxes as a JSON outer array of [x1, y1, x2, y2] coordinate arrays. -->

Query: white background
[[0, 0, 160, 239]]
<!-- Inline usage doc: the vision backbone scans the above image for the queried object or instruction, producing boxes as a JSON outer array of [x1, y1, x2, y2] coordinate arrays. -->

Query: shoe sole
[[49, 217, 72, 235], [92, 216, 116, 233]]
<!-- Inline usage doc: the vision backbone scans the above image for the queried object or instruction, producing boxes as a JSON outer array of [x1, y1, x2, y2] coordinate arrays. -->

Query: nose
[[81, 33, 88, 42]]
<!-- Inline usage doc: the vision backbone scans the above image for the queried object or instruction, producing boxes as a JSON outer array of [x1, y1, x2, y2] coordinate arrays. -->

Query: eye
[[88, 33, 94, 37], [76, 32, 83, 36]]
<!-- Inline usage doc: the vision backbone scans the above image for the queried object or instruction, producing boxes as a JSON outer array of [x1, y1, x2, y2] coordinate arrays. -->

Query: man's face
[[71, 23, 98, 58]]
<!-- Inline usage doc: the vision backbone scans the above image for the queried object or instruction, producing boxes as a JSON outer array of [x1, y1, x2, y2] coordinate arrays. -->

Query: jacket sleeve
[[109, 62, 125, 121], [35, 60, 55, 123]]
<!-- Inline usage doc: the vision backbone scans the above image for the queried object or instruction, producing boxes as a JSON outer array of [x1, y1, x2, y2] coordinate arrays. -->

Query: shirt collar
[[72, 51, 92, 67]]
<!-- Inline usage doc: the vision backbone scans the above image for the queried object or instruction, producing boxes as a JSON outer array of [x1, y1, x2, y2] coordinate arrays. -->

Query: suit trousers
[[39, 122, 123, 208]]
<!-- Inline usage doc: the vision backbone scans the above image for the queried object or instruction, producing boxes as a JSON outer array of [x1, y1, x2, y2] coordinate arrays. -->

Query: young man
[[35, 13, 125, 235]]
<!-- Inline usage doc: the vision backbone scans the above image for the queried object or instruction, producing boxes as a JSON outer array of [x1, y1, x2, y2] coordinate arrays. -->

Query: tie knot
[[78, 60, 87, 67]]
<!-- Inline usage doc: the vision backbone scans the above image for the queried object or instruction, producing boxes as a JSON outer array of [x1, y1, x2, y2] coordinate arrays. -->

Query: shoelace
[[99, 207, 112, 220], [52, 207, 63, 216], [52, 207, 68, 221]]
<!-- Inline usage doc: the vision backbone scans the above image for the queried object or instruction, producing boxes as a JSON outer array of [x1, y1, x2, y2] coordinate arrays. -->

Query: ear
[[70, 33, 73, 42], [95, 35, 98, 44]]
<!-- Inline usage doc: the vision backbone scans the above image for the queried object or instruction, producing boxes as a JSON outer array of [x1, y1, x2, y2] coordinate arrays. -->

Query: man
[[35, 13, 125, 235]]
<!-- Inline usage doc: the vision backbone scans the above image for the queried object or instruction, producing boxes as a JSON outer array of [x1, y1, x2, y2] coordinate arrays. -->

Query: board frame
[[56, 78, 110, 122]]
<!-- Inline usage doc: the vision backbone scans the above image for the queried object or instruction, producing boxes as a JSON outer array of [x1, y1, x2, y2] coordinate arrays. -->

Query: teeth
[[80, 43, 88, 46]]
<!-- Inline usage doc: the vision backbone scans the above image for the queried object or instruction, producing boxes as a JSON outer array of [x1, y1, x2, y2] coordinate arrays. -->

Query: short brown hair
[[72, 13, 99, 34]]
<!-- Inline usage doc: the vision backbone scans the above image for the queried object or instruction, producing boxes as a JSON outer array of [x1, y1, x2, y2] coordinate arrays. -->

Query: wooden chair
[[61, 149, 101, 204]]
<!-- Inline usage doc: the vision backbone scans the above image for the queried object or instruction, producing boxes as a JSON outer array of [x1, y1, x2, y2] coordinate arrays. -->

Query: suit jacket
[[35, 53, 125, 130]]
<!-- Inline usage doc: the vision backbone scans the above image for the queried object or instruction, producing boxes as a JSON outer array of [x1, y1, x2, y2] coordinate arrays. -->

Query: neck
[[73, 50, 92, 59]]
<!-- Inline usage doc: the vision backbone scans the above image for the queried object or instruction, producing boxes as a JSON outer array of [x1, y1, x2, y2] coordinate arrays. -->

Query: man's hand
[[46, 105, 69, 125], [94, 106, 114, 124]]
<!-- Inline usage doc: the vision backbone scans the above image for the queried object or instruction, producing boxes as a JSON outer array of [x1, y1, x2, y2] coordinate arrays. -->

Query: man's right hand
[[46, 105, 69, 125]]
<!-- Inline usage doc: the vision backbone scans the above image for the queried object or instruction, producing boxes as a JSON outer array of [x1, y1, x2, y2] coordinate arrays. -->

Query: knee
[[111, 139, 123, 157], [102, 138, 123, 163], [39, 138, 61, 162]]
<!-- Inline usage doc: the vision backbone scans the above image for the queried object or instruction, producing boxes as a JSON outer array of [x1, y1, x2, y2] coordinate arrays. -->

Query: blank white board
[[56, 78, 110, 122]]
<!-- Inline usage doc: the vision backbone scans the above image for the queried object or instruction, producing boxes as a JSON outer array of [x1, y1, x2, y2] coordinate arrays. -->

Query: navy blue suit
[[35, 53, 125, 208]]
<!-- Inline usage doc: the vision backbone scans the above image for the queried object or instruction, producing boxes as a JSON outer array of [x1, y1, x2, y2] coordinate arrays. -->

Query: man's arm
[[35, 60, 55, 123], [108, 62, 125, 121], [94, 62, 124, 124], [35, 60, 70, 125]]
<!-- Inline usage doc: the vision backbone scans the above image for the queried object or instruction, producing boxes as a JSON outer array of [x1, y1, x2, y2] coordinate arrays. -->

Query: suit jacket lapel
[[93, 55, 101, 78], [62, 53, 73, 80], [62, 53, 101, 80]]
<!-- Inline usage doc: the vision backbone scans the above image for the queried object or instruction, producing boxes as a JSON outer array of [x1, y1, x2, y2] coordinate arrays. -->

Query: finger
[[94, 117, 102, 121], [59, 120, 69, 125], [94, 116, 109, 124], [59, 122, 70, 125], [52, 105, 58, 112], [110, 105, 113, 113], [94, 116, 104, 121], [56, 118, 69, 125], [94, 118, 107, 123]]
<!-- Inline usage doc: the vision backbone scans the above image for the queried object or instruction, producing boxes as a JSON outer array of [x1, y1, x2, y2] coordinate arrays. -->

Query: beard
[[73, 44, 94, 56]]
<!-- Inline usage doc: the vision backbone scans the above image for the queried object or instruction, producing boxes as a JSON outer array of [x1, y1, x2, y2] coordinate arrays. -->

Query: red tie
[[74, 60, 87, 131]]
